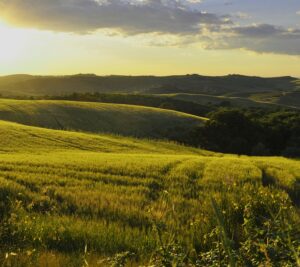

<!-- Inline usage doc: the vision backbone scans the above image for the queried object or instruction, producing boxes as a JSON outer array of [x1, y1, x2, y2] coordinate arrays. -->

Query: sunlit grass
[[0, 98, 206, 140], [0, 119, 299, 265]]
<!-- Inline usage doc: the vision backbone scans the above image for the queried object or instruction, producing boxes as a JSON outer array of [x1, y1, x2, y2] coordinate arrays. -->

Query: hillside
[[47, 93, 212, 117], [160, 93, 295, 109], [248, 91, 300, 108], [0, 99, 206, 140], [0, 118, 299, 265], [277, 91, 300, 107], [0, 120, 210, 155], [47, 92, 297, 120], [0, 74, 298, 97], [0, 80, 299, 266]]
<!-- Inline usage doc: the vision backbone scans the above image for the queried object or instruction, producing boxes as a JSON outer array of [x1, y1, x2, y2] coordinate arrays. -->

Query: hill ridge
[[0, 74, 298, 97], [0, 98, 206, 140]]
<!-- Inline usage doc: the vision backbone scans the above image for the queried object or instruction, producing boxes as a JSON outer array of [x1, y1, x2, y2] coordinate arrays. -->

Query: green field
[[0, 99, 206, 140], [0, 112, 299, 266], [0, 120, 210, 155]]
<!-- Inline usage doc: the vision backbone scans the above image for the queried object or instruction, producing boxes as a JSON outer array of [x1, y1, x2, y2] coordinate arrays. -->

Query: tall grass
[[0, 150, 299, 265], [0, 121, 299, 265]]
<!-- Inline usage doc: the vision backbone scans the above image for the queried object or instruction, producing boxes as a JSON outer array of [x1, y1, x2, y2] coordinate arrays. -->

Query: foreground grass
[[0, 121, 299, 266]]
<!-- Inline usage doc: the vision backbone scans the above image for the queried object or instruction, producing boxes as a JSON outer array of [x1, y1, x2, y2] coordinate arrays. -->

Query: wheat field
[[0, 117, 299, 266]]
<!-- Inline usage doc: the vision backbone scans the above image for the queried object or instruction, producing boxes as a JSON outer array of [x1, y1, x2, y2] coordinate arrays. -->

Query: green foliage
[[192, 108, 300, 156], [105, 251, 135, 267]]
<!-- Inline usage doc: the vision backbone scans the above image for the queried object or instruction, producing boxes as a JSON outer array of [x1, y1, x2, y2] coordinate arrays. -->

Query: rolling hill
[[0, 74, 298, 98], [160, 93, 296, 109], [0, 119, 210, 155], [0, 78, 299, 265], [0, 99, 206, 140], [0, 113, 299, 265], [248, 91, 300, 108]]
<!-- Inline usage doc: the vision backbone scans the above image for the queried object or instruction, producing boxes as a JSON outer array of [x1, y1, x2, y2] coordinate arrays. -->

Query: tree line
[[189, 108, 300, 157]]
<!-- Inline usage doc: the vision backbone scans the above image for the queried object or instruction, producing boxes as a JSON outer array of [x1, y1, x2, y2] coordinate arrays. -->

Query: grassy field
[[0, 120, 211, 155], [0, 117, 299, 266], [0, 99, 206, 140]]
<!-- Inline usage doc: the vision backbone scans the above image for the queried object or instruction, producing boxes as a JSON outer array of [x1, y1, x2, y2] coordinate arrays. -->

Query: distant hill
[[276, 91, 300, 107], [0, 74, 298, 97], [161, 93, 300, 110], [0, 99, 206, 141], [247, 91, 300, 109]]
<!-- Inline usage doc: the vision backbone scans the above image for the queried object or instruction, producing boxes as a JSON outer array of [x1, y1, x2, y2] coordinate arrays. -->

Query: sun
[[0, 21, 28, 61]]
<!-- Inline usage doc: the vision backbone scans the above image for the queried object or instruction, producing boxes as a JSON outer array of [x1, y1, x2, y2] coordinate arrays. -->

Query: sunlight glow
[[0, 21, 29, 61], [0, 19, 299, 77]]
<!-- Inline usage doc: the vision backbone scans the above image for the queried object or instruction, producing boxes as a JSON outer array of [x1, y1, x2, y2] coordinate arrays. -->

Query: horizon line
[[0, 73, 298, 79]]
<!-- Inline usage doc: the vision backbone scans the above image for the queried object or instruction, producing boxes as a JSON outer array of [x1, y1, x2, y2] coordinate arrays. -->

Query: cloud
[[143, 23, 300, 55], [232, 24, 286, 38], [211, 24, 300, 55], [0, 0, 299, 56], [297, 10, 300, 15], [0, 0, 228, 35], [234, 12, 251, 19]]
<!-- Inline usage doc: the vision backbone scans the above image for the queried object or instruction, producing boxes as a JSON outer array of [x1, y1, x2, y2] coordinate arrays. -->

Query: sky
[[0, 0, 299, 77]]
